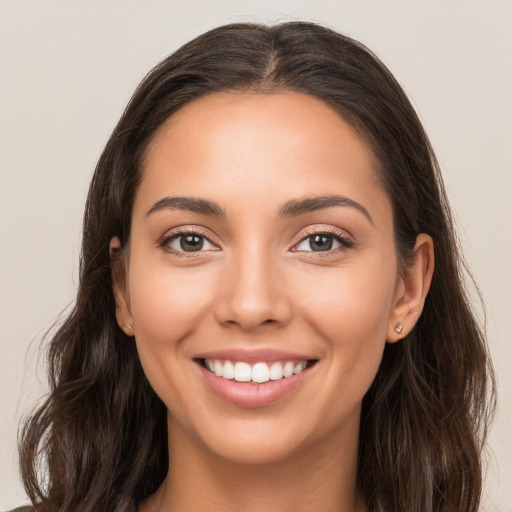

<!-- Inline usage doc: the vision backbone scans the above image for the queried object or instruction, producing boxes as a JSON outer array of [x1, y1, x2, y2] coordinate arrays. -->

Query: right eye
[[166, 233, 216, 253]]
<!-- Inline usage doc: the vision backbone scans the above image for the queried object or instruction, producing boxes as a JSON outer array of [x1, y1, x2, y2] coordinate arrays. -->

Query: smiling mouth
[[197, 358, 318, 384]]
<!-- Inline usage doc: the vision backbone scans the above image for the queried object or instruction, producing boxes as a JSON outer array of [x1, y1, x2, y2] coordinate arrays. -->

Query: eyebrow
[[145, 196, 226, 218], [279, 195, 374, 224], [145, 194, 373, 224]]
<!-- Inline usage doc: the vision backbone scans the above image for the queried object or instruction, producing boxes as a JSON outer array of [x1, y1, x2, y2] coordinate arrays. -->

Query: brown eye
[[309, 235, 333, 251], [166, 233, 216, 253], [294, 232, 352, 253], [180, 234, 204, 252]]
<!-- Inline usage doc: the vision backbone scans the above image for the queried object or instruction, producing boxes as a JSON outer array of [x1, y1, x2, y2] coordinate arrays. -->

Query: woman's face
[[115, 91, 407, 464]]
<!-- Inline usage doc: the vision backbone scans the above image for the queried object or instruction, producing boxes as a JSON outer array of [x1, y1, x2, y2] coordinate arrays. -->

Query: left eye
[[167, 233, 216, 253], [294, 234, 347, 252]]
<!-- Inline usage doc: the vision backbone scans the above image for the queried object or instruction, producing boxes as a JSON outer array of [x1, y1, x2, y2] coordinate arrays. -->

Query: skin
[[111, 92, 434, 512]]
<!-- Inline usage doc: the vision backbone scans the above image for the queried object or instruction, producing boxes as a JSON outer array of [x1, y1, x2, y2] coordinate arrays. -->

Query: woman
[[15, 22, 495, 512]]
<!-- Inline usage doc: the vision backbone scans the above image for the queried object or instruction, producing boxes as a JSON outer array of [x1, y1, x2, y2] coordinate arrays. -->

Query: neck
[[142, 414, 365, 512]]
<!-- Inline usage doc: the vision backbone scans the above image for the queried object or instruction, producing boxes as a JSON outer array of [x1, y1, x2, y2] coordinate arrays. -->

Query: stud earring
[[395, 323, 403, 334]]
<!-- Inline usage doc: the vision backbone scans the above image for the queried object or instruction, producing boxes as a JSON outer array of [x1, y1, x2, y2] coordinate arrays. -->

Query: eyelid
[[158, 226, 220, 255], [290, 225, 354, 253]]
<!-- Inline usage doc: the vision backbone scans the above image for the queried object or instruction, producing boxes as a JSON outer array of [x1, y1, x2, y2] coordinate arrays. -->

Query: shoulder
[[4, 507, 33, 512]]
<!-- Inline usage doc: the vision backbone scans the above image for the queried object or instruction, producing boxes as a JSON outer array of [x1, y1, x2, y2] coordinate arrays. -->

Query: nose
[[214, 246, 292, 331]]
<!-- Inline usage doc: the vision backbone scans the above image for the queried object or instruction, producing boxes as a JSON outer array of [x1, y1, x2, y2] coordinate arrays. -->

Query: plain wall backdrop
[[1, 1, 510, 510]]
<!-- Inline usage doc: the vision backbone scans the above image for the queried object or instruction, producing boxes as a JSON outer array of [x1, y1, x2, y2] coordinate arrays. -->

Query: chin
[[204, 430, 308, 465], [182, 401, 361, 467], [173, 410, 314, 466]]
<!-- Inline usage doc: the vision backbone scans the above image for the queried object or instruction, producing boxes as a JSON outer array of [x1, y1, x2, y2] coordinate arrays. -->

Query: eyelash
[[158, 226, 353, 257], [158, 227, 218, 257], [291, 227, 354, 255]]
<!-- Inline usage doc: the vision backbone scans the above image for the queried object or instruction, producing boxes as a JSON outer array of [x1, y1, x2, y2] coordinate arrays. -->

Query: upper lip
[[194, 348, 316, 363]]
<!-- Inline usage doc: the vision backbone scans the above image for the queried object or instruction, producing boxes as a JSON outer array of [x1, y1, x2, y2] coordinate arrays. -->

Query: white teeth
[[205, 359, 310, 383], [294, 361, 307, 374], [283, 361, 295, 378], [269, 362, 283, 380], [252, 362, 270, 383], [223, 360, 235, 380], [234, 362, 252, 382]]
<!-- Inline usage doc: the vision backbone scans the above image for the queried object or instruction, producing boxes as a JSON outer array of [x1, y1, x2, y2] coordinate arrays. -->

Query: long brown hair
[[19, 22, 495, 512]]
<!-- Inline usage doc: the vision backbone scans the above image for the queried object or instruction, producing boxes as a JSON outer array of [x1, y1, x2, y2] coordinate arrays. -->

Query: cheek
[[296, 261, 395, 341], [125, 261, 221, 420], [297, 266, 395, 430], [127, 262, 216, 355], [293, 258, 396, 389]]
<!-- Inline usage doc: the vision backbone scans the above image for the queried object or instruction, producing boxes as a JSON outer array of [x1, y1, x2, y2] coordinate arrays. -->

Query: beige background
[[1, 1, 510, 510]]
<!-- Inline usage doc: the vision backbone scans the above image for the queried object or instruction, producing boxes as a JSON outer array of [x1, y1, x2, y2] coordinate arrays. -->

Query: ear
[[110, 236, 135, 337], [387, 233, 434, 343]]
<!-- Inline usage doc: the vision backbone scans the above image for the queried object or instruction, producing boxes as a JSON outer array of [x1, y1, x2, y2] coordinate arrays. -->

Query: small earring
[[395, 323, 403, 334]]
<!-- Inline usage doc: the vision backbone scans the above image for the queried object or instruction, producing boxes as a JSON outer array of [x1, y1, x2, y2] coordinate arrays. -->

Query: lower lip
[[197, 362, 314, 408]]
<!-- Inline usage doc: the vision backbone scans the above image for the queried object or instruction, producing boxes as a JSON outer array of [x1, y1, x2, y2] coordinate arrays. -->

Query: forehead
[[135, 91, 389, 222]]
